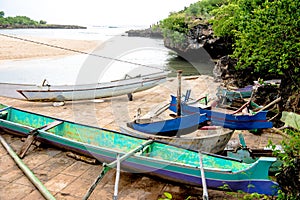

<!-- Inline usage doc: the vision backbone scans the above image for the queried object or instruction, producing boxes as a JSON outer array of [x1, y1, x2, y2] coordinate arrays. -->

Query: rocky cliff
[[164, 24, 233, 61]]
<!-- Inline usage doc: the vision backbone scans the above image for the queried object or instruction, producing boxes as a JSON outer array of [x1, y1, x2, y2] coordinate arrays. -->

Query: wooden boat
[[122, 102, 233, 153], [16, 71, 168, 101], [126, 112, 208, 136], [216, 85, 253, 101], [224, 133, 282, 174], [120, 124, 234, 153], [170, 95, 273, 130], [0, 105, 279, 195]]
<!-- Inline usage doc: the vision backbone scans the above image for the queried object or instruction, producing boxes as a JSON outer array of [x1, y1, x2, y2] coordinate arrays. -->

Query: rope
[[0, 33, 165, 71]]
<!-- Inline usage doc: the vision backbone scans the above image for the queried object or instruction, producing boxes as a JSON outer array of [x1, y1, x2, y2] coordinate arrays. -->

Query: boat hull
[[17, 72, 168, 101], [216, 86, 253, 101], [170, 95, 273, 130], [127, 113, 207, 136], [120, 124, 233, 153], [0, 105, 279, 195]]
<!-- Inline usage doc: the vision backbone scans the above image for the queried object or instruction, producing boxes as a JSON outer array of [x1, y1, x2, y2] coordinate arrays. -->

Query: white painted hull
[[120, 124, 234, 153], [17, 72, 168, 101]]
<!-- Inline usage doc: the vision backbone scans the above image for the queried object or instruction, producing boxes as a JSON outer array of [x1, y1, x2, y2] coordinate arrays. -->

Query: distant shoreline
[[0, 24, 87, 29]]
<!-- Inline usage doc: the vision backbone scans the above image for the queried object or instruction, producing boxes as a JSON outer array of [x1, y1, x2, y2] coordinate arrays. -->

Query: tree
[[39, 20, 47, 24], [0, 11, 4, 18], [211, 0, 300, 112]]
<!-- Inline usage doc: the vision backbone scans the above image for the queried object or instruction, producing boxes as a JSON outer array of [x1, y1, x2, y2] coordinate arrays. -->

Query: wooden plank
[[19, 120, 63, 158], [135, 102, 169, 124], [19, 134, 36, 158], [41, 120, 63, 131]]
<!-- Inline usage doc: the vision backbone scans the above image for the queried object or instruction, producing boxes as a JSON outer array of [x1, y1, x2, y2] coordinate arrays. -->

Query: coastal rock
[[0, 24, 87, 29], [213, 55, 237, 84], [126, 28, 163, 38], [164, 24, 233, 61]]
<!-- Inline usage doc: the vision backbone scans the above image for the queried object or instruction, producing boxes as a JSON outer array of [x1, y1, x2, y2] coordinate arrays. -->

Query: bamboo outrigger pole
[[113, 155, 121, 200], [0, 135, 56, 200], [199, 152, 209, 200]]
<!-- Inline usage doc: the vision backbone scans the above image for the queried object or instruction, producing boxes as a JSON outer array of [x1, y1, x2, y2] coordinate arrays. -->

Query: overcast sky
[[1, 0, 199, 26]]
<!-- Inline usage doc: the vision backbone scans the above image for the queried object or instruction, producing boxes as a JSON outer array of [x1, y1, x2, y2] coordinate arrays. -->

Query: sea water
[[0, 26, 214, 98]]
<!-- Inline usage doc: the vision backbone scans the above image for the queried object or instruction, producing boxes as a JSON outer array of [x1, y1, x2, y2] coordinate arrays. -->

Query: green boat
[[0, 104, 279, 195]]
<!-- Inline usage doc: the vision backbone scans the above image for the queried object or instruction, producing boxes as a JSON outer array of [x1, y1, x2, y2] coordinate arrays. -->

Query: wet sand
[[0, 36, 283, 199], [0, 35, 101, 61]]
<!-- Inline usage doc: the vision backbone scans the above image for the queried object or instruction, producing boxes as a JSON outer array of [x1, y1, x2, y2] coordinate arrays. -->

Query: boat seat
[[135, 102, 169, 124], [39, 120, 63, 131]]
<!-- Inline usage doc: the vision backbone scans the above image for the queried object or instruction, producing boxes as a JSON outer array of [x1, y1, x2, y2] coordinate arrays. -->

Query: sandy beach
[[0, 34, 101, 61], [0, 35, 283, 199]]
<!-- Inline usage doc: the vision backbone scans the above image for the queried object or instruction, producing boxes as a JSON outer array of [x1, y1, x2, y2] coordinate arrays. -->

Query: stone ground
[[0, 75, 283, 200]]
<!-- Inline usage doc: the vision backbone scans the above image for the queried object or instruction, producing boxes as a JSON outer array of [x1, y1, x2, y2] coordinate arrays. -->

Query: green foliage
[[39, 20, 47, 24], [209, 3, 240, 37], [159, 0, 227, 49], [159, 12, 189, 48], [186, 0, 228, 20], [158, 191, 191, 200], [160, 12, 189, 34], [219, 183, 274, 199], [242, 192, 271, 200], [0, 10, 47, 27], [158, 192, 173, 200], [269, 129, 300, 199], [10, 15, 38, 25], [210, 0, 300, 87], [0, 11, 4, 18], [270, 130, 300, 169]]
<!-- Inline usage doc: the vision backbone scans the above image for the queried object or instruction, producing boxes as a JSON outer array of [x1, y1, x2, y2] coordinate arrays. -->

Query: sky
[[1, 0, 200, 26]]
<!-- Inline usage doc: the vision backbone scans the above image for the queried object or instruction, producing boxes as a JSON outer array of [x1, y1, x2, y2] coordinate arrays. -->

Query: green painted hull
[[0, 105, 279, 195]]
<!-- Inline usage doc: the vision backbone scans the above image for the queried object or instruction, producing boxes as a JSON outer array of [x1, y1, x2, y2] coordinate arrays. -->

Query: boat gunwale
[[1, 106, 148, 142], [0, 118, 254, 174], [120, 124, 234, 140], [1, 71, 169, 87], [17, 74, 167, 93], [1, 105, 236, 155]]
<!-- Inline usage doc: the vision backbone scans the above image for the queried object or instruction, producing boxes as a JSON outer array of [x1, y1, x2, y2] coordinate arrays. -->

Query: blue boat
[[127, 112, 207, 136], [216, 85, 253, 102], [170, 95, 273, 130]]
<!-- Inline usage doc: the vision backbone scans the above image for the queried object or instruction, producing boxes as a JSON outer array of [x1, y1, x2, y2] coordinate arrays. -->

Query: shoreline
[[0, 34, 102, 61]]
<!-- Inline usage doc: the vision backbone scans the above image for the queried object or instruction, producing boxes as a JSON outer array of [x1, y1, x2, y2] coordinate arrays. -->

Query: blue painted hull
[[34, 134, 279, 195], [127, 112, 207, 136], [170, 96, 273, 130]]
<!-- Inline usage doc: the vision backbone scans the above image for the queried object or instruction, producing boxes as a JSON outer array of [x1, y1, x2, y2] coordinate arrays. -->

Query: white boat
[[120, 124, 234, 153], [16, 71, 169, 101]]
